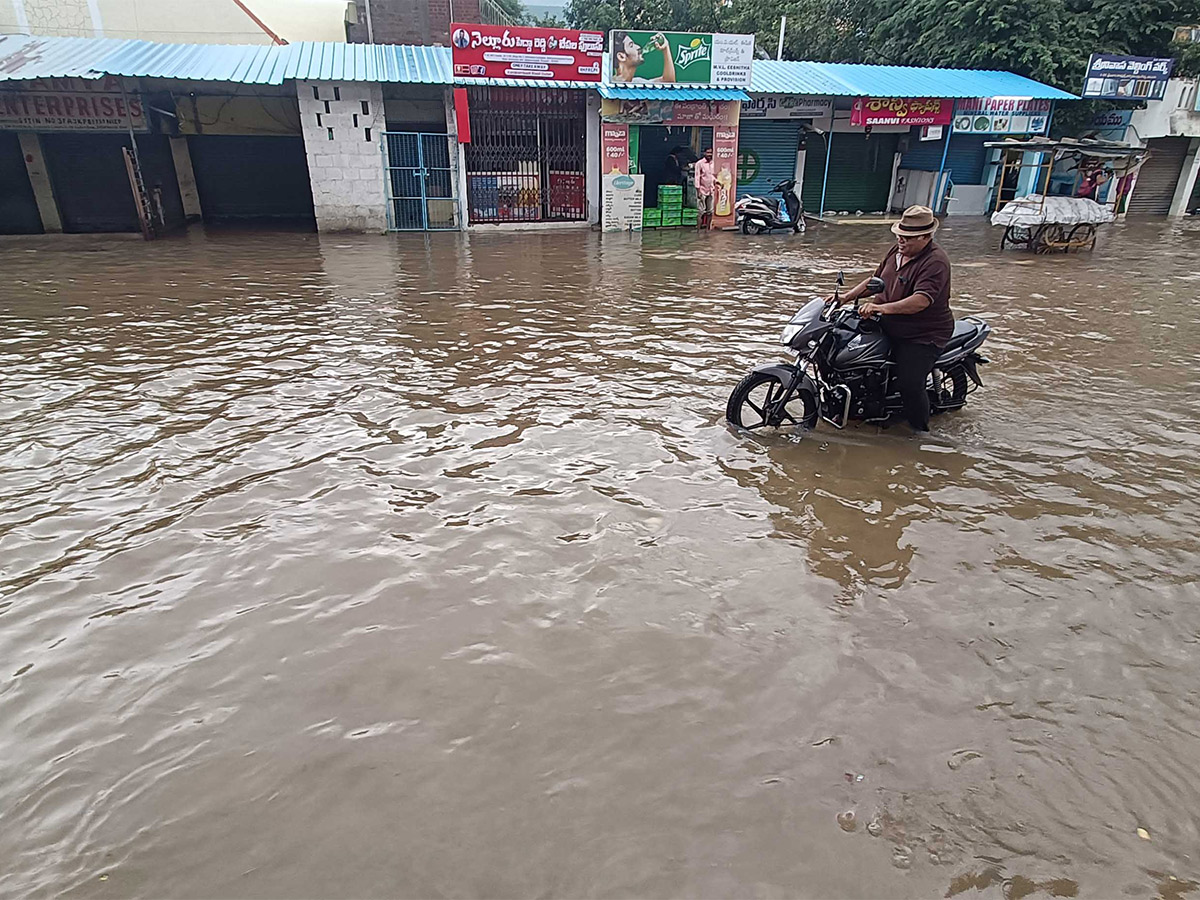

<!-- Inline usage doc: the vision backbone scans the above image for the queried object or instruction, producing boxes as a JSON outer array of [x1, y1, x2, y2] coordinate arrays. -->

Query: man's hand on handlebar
[[857, 302, 883, 318]]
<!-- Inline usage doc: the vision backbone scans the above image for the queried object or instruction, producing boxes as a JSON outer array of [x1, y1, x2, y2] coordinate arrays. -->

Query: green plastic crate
[[642, 209, 662, 224], [681, 210, 699, 224], [662, 215, 683, 227], [658, 184, 683, 196]]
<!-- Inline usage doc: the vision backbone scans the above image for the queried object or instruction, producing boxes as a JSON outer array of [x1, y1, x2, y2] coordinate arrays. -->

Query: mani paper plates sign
[[609, 31, 753, 87]]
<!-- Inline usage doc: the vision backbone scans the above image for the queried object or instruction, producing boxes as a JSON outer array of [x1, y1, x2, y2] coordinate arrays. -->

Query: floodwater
[[2, 218, 1199, 900]]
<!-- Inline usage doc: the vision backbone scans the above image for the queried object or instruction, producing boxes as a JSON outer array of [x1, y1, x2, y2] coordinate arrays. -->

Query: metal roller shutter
[[803, 132, 898, 214], [1128, 137, 1189, 215], [187, 135, 315, 223], [42, 133, 140, 233], [899, 133, 987, 185], [0, 132, 42, 234], [736, 121, 802, 200]]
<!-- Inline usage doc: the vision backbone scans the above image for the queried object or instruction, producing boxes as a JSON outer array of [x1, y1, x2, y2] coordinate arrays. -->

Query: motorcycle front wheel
[[726, 371, 817, 432]]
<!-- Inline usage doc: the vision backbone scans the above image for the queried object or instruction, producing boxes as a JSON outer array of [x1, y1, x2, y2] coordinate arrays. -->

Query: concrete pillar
[[585, 92, 600, 226], [443, 88, 464, 231], [169, 136, 202, 222], [297, 80, 388, 233], [18, 133, 61, 233], [1168, 137, 1200, 217]]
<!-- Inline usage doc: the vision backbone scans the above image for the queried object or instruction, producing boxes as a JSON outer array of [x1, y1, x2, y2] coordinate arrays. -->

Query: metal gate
[[383, 131, 458, 231], [464, 87, 587, 224]]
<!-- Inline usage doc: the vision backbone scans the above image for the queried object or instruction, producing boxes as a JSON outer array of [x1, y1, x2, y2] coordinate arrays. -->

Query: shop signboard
[[602, 123, 630, 174], [850, 97, 952, 128], [951, 97, 1051, 134], [0, 77, 146, 131], [600, 97, 741, 125], [609, 31, 753, 87], [450, 23, 604, 81], [740, 95, 831, 119], [1087, 109, 1133, 141], [1081, 54, 1173, 100], [603, 173, 645, 232]]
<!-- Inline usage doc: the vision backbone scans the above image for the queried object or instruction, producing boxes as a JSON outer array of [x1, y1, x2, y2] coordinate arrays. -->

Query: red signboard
[[450, 23, 605, 82], [851, 97, 954, 127]]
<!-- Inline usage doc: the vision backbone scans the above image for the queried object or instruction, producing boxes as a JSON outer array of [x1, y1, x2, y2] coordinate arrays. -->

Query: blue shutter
[[900, 132, 988, 185], [736, 121, 802, 200]]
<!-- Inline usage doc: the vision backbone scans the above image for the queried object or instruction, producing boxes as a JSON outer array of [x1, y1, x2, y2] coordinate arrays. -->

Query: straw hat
[[891, 205, 939, 237]]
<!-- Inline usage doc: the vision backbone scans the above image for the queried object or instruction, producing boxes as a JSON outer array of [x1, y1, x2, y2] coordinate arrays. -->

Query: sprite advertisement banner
[[610, 31, 753, 87]]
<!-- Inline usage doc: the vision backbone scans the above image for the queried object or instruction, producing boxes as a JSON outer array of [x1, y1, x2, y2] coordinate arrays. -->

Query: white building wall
[[297, 80, 388, 233], [1123, 77, 1200, 217]]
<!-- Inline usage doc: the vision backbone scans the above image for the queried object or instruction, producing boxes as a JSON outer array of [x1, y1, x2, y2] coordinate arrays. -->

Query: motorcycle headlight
[[780, 324, 801, 345]]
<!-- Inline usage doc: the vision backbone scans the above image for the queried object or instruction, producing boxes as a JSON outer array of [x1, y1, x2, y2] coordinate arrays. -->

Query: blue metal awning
[[599, 85, 749, 100], [749, 59, 1076, 100]]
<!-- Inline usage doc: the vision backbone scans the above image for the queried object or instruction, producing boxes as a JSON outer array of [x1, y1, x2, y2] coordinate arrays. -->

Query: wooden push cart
[[986, 138, 1150, 253]]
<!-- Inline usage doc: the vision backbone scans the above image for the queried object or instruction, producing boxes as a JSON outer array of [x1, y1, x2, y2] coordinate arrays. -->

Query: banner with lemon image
[[610, 31, 753, 87]]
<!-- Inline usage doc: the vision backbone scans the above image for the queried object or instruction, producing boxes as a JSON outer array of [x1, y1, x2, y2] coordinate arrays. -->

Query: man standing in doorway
[[837, 206, 954, 432], [694, 146, 715, 230]]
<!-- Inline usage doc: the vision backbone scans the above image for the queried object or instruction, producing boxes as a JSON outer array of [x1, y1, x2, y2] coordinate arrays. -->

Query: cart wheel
[[1002, 225, 1029, 250], [1034, 223, 1066, 254], [1067, 223, 1097, 251]]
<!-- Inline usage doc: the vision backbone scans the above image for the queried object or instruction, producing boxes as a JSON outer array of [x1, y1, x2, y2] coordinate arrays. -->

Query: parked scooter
[[735, 179, 805, 234]]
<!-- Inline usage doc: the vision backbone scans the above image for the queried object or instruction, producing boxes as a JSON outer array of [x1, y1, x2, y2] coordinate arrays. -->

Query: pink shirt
[[695, 157, 715, 196]]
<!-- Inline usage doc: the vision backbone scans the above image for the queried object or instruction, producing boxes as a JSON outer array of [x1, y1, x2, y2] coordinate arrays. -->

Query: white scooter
[[735, 179, 805, 234]]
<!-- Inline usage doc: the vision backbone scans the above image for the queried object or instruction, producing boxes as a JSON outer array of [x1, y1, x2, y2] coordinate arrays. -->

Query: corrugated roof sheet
[[0, 34, 118, 80], [0, 33, 288, 83], [0, 34, 1077, 100], [789, 61, 1077, 100], [749, 60, 850, 97], [280, 42, 452, 83], [599, 84, 749, 100]]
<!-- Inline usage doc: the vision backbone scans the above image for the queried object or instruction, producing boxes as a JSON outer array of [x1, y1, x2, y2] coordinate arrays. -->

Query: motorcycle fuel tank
[[833, 327, 891, 368]]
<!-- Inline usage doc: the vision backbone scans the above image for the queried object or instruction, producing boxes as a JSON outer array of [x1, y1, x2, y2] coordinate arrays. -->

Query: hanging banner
[[603, 173, 645, 232], [450, 23, 604, 82], [740, 96, 831, 119], [602, 123, 629, 174], [712, 125, 739, 227], [1082, 54, 1173, 100], [851, 97, 953, 128], [609, 31, 753, 87], [951, 98, 1051, 134], [453, 87, 471, 143]]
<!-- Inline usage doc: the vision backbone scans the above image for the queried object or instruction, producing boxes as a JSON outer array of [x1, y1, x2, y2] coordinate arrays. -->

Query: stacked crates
[[642, 207, 662, 228], [658, 185, 683, 227]]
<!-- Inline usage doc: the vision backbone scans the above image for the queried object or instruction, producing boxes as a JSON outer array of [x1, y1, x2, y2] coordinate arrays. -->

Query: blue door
[[383, 132, 458, 231]]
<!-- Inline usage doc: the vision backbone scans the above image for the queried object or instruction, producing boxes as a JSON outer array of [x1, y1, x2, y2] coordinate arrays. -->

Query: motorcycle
[[726, 274, 991, 432], [736, 179, 805, 235]]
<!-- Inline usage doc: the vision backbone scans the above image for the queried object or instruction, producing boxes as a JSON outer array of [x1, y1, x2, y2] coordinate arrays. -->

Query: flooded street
[[3, 218, 1200, 899]]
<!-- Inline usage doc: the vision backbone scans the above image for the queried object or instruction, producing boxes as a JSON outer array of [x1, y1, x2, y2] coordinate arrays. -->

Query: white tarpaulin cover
[[991, 195, 1115, 227]]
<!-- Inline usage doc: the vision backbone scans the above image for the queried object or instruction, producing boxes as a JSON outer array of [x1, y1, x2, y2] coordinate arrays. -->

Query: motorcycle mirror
[[836, 270, 845, 286], [865, 276, 886, 296]]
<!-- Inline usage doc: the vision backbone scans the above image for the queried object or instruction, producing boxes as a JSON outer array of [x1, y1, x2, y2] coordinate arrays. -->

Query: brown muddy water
[[2, 219, 1200, 899]]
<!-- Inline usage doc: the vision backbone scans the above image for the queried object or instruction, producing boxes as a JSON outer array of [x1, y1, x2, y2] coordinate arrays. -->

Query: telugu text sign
[[450, 23, 604, 82], [740, 96, 831, 119], [603, 173, 645, 232], [1082, 54, 1173, 100], [851, 97, 952, 127]]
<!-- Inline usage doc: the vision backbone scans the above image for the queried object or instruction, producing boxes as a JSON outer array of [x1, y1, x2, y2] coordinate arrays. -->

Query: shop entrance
[[636, 125, 711, 204], [464, 87, 587, 224]]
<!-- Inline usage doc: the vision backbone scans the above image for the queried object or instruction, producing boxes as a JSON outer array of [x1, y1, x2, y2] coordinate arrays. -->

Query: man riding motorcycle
[[834, 205, 952, 432]]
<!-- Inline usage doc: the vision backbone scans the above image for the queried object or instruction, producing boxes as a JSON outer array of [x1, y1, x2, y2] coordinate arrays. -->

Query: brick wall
[[297, 81, 388, 233], [345, 0, 482, 45]]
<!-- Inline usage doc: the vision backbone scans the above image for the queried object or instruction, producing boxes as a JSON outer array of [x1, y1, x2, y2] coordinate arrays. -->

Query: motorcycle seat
[[942, 318, 980, 353]]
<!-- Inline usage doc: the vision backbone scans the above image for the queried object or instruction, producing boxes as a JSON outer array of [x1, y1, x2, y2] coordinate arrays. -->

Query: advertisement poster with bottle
[[713, 126, 739, 226], [609, 31, 753, 87]]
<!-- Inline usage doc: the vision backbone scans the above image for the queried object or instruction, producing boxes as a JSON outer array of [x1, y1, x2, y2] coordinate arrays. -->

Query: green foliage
[[1172, 38, 1200, 76], [566, 0, 1198, 95]]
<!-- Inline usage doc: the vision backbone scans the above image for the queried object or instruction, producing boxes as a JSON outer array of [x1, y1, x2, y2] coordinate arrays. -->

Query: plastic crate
[[658, 185, 683, 197], [681, 210, 699, 224], [662, 215, 683, 227]]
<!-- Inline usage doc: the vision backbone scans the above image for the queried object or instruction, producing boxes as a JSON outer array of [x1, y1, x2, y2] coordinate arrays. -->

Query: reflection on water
[[2, 219, 1200, 898]]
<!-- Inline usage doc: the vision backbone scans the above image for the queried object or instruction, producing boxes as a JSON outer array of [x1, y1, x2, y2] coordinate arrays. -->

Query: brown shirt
[[873, 240, 954, 347]]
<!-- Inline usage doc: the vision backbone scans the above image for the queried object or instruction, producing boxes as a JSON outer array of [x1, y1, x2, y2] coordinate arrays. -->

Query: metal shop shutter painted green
[[736, 120, 802, 200], [803, 132, 899, 214]]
